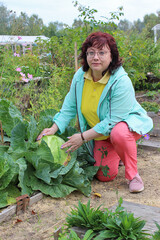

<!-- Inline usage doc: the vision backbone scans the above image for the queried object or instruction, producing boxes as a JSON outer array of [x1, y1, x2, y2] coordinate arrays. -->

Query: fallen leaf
[[93, 193, 102, 198], [31, 210, 36, 215], [15, 218, 23, 224]]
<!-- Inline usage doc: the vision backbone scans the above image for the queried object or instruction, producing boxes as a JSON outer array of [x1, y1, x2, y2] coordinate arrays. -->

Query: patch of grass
[[141, 101, 160, 113], [145, 91, 158, 99]]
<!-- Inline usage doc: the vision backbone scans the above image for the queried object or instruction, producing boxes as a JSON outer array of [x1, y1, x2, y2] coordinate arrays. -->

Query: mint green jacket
[[53, 66, 153, 152]]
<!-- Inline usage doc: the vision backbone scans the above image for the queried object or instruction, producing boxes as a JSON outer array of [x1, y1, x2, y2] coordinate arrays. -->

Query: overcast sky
[[1, 0, 160, 26]]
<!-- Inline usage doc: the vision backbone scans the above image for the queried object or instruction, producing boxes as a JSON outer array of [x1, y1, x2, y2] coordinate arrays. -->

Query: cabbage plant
[[0, 99, 98, 208]]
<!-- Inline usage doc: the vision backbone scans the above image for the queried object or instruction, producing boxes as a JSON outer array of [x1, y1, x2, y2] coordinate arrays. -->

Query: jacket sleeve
[[93, 76, 135, 136], [53, 69, 82, 134]]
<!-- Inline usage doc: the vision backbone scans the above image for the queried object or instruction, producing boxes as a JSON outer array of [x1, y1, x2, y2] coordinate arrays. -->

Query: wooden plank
[[110, 201, 160, 234], [29, 193, 43, 206], [71, 227, 87, 239], [0, 205, 17, 223], [54, 227, 62, 240], [33, 218, 65, 239], [150, 128, 160, 137], [137, 137, 160, 151], [0, 193, 43, 223]]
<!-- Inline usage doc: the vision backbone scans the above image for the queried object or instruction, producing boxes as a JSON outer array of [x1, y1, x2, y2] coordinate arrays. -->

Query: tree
[[72, 18, 84, 28], [0, 3, 16, 34], [143, 13, 160, 28], [10, 12, 29, 35], [118, 19, 132, 31], [28, 14, 44, 35], [131, 12, 160, 37], [132, 19, 145, 33], [43, 21, 65, 37]]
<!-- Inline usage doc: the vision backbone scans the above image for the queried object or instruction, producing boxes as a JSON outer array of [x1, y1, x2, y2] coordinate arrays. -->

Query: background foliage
[[0, 1, 160, 119]]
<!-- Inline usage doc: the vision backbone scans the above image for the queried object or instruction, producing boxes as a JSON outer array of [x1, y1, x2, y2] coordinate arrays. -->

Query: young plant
[[145, 91, 157, 99], [66, 198, 124, 233], [98, 147, 110, 178], [95, 212, 150, 240], [152, 222, 160, 240], [65, 198, 151, 240], [66, 200, 108, 231], [59, 229, 96, 240]]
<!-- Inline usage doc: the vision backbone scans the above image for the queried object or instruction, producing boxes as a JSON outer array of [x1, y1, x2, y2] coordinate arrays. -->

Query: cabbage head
[[42, 135, 70, 165]]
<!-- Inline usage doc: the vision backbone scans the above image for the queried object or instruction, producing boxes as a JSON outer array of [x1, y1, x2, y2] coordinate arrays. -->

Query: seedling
[[98, 147, 110, 178]]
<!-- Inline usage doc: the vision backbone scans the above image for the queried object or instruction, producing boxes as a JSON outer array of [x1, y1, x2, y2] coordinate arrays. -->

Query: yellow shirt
[[81, 69, 110, 140]]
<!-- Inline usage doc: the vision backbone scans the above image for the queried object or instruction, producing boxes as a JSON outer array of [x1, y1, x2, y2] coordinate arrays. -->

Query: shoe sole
[[129, 186, 144, 193]]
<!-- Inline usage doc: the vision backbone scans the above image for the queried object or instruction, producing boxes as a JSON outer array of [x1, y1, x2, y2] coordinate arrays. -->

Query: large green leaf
[[0, 136, 11, 143], [9, 103, 23, 123], [0, 152, 10, 178], [27, 116, 39, 144], [0, 184, 21, 208], [25, 151, 41, 169], [29, 174, 76, 198], [8, 147, 27, 161], [37, 109, 57, 133], [94, 230, 118, 239], [0, 153, 19, 190], [62, 161, 91, 197], [0, 192, 8, 208], [49, 153, 77, 178], [0, 99, 23, 136], [83, 166, 99, 181], [77, 146, 95, 165], [33, 152, 76, 186], [42, 135, 68, 164], [34, 162, 51, 184], [35, 140, 54, 163], [17, 159, 33, 196], [10, 123, 27, 151]]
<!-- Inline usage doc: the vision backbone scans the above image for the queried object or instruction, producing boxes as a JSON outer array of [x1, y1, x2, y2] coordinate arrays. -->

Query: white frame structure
[[0, 35, 49, 54], [152, 24, 160, 44]]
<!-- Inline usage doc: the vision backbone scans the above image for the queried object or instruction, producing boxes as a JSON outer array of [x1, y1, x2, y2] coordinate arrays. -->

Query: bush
[[141, 101, 160, 113]]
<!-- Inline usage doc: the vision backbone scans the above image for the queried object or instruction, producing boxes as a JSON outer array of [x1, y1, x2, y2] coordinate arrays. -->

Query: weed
[[141, 101, 160, 113], [152, 222, 160, 239], [98, 147, 110, 178], [146, 91, 158, 99]]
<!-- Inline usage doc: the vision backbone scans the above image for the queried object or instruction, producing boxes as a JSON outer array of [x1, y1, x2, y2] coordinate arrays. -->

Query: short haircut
[[79, 31, 122, 75]]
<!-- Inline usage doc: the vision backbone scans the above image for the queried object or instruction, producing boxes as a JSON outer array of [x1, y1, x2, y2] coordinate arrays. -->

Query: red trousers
[[94, 122, 141, 181]]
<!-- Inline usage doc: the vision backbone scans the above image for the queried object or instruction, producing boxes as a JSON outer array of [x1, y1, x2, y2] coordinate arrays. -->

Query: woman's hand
[[61, 133, 83, 152], [36, 123, 58, 141]]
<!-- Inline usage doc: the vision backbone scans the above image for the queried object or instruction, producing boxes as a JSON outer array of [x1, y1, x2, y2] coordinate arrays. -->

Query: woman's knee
[[110, 122, 130, 145]]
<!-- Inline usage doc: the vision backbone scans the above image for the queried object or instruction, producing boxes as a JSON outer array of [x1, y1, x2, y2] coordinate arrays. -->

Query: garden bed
[[71, 201, 160, 238], [0, 148, 160, 239]]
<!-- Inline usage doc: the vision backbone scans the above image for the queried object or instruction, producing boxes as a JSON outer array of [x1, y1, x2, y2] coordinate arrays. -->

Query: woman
[[37, 32, 153, 193]]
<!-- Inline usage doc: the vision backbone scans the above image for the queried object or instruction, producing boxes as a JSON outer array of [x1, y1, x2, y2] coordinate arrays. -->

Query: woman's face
[[86, 45, 112, 76]]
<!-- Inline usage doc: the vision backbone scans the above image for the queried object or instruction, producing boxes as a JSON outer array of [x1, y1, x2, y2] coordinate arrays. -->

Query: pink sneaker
[[129, 173, 144, 193]]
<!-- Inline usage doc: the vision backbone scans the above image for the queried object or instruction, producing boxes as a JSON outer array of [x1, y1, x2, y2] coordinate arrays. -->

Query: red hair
[[79, 31, 122, 74]]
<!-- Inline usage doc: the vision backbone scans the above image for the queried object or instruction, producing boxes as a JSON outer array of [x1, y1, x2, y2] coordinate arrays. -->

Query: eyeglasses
[[86, 51, 109, 59]]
